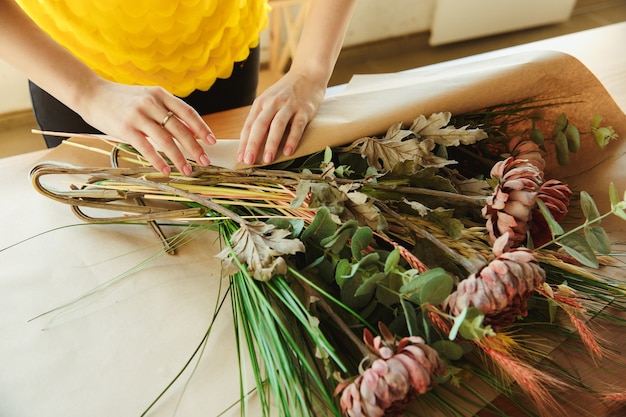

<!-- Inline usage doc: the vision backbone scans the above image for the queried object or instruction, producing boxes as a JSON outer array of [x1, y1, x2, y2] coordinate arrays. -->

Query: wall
[[0, 62, 32, 114]]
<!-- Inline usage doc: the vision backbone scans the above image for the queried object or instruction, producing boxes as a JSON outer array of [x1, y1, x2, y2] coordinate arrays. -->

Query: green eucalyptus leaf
[[345, 252, 381, 286], [419, 269, 454, 305], [351, 226, 374, 261], [321, 220, 358, 254], [301, 206, 336, 244], [432, 340, 464, 361], [565, 124, 580, 153], [554, 131, 569, 165], [267, 218, 305, 238], [580, 191, 601, 225], [535, 199, 564, 237], [552, 113, 568, 135], [377, 280, 401, 307], [401, 297, 419, 337], [399, 267, 451, 305], [615, 206, 626, 221], [323, 146, 333, 164], [384, 248, 401, 274], [609, 182, 621, 208], [340, 274, 372, 310], [530, 128, 545, 146], [558, 233, 599, 268], [355, 272, 386, 297], [584, 225, 611, 255], [335, 258, 353, 287]]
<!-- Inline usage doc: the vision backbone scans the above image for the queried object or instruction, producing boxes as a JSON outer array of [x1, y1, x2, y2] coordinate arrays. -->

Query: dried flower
[[482, 157, 543, 250], [508, 136, 547, 172], [529, 179, 573, 246], [443, 238, 546, 328], [337, 324, 445, 417]]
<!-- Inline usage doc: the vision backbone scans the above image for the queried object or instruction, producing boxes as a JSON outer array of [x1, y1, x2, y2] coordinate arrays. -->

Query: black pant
[[30, 47, 260, 148]]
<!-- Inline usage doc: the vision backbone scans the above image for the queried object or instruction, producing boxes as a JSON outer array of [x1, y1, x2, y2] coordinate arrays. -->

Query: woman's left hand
[[237, 69, 326, 165]]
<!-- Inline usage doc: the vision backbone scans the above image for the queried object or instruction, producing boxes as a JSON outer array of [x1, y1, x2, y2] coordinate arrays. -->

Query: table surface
[[1, 22, 625, 417]]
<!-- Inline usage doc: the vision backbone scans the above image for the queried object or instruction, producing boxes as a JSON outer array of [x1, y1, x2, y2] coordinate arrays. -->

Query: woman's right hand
[[79, 79, 216, 176], [1, 0, 215, 177]]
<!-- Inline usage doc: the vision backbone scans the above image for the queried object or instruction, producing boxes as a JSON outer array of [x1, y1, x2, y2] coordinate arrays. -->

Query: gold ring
[[161, 111, 174, 128]]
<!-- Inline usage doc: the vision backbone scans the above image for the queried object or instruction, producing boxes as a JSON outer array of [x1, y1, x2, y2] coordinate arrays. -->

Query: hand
[[80, 80, 216, 176], [237, 70, 326, 165]]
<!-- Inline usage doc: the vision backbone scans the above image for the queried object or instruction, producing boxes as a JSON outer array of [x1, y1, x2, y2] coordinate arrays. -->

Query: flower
[[529, 179, 573, 246], [482, 157, 543, 251], [337, 324, 445, 417], [442, 237, 546, 328]]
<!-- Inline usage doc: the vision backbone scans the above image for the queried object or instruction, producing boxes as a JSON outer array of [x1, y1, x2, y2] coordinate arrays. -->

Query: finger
[[281, 112, 309, 157], [262, 107, 295, 164], [125, 131, 172, 176], [241, 107, 275, 165], [161, 112, 212, 167], [158, 91, 216, 146], [143, 120, 193, 176], [238, 102, 263, 162]]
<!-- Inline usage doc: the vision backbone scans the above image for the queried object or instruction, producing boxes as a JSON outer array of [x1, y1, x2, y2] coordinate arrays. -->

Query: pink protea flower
[[529, 179, 573, 247], [508, 136, 547, 172], [442, 235, 546, 328], [336, 324, 445, 417], [482, 157, 543, 251]]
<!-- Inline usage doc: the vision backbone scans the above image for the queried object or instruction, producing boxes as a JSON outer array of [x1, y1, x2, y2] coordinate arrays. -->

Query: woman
[[0, 0, 355, 175]]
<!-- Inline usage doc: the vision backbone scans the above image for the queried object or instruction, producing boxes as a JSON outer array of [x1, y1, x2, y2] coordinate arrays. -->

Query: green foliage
[[399, 268, 454, 305], [449, 307, 495, 341]]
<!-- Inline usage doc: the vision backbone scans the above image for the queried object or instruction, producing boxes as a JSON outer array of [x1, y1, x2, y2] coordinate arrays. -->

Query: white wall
[[342, 0, 435, 46], [0, 61, 32, 114]]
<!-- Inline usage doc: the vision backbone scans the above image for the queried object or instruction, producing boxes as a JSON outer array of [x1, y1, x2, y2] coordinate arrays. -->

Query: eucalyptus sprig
[[536, 182, 626, 268]]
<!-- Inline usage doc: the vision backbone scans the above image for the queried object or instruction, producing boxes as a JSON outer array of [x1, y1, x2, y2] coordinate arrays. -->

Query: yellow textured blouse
[[17, 0, 269, 97]]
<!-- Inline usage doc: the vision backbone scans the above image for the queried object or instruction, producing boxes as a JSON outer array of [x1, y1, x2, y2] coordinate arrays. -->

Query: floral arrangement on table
[[30, 97, 626, 417]]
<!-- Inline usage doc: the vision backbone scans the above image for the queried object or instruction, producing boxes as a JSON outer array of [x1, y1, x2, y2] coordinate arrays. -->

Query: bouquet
[[18, 51, 626, 416]]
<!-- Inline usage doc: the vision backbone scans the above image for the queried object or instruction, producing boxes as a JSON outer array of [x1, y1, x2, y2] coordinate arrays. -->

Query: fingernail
[[263, 151, 274, 164], [207, 132, 217, 144], [244, 151, 255, 165], [182, 163, 193, 176], [237, 151, 243, 162], [283, 146, 293, 156], [199, 153, 210, 166]]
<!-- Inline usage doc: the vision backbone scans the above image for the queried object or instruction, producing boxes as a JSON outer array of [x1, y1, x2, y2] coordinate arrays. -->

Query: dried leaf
[[349, 120, 457, 172], [217, 221, 305, 281], [404, 199, 429, 216], [345, 196, 388, 232], [410, 112, 488, 146], [350, 123, 418, 171], [427, 208, 464, 240]]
